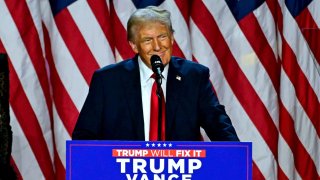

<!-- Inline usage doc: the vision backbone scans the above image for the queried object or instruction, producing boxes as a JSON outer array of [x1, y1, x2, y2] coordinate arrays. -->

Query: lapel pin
[[176, 75, 181, 81]]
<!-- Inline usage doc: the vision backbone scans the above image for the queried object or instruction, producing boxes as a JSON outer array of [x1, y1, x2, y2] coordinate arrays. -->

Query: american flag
[[0, 0, 319, 179]]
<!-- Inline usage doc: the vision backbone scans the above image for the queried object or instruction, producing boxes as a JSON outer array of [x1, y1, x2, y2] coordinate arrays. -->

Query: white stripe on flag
[[190, 18, 277, 179], [308, 0, 320, 27], [10, 107, 44, 180], [0, 2, 54, 162], [253, 3, 278, 57], [160, 0, 192, 59], [25, 0, 45, 55], [203, 0, 279, 124], [280, 69, 320, 173], [68, 0, 115, 68], [53, 103, 71, 168], [113, 0, 136, 29], [42, 12, 89, 111], [278, 134, 302, 180], [281, 2, 320, 98]]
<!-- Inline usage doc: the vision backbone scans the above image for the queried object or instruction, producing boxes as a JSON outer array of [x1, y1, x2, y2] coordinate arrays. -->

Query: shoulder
[[94, 58, 137, 77], [170, 56, 209, 75], [88, 57, 138, 86]]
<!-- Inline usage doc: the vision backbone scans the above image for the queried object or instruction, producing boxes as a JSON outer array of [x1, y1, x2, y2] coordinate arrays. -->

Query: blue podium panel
[[66, 141, 252, 180]]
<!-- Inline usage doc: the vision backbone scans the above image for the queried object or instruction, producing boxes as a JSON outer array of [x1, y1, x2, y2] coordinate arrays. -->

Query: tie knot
[[150, 73, 156, 79]]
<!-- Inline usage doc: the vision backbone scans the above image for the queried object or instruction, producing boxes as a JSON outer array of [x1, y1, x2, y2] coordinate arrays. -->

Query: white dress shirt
[[138, 56, 168, 141]]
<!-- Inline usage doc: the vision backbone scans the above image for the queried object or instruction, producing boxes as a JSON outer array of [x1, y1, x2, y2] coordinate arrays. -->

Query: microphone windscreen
[[150, 55, 164, 73]]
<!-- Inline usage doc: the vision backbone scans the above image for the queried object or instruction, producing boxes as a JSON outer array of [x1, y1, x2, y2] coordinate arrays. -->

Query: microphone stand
[[155, 74, 163, 141]]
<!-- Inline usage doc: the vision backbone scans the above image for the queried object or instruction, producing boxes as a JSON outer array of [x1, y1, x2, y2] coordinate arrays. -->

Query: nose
[[152, 39, 161, 51]]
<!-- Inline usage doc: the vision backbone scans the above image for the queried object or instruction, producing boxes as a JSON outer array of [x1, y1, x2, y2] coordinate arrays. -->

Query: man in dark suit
[[72, 6, 239, 141]]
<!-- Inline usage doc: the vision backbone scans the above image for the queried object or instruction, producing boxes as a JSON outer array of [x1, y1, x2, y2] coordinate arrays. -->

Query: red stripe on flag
[[295, 8, 320, 65], [0, 39, 5, 53], [238, 13, 280, 92], [54, 149, 66, 180], [54, 8, 100, 84], [43, 26, 78, 135], [281, 39, 320, 136], [10, 157, 22, 180], [8, 61, 54, 180], [191, 0, 279, 158], [172, 41, 185, 59], [277, 163, 289, 180], [174, 0, 190, 24], [274, 0, 319, 127], [87, 0, 115, 55], [43, 26, 69, 179], [279, 101, 319, 179], [252, 162, 266, 180], [5, 0, 53, 123], [265, 0, 278, 23], [110, 3, 135, 59]]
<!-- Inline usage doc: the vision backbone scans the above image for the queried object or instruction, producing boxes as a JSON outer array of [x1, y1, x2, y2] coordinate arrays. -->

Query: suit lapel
[[166, 57, 184, 139], [122, 56, 145, 140]]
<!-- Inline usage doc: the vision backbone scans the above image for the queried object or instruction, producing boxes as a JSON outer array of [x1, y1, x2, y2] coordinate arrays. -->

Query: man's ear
[[129, 41, 139, 53]]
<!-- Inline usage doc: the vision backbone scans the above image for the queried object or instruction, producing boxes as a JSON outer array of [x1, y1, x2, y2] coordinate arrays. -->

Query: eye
[[143, 39, 152, 44], [159, 34, 167, 40]]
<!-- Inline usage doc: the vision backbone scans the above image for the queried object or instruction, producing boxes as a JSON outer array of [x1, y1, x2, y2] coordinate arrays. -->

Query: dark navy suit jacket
[[72, 56, 239, 141]]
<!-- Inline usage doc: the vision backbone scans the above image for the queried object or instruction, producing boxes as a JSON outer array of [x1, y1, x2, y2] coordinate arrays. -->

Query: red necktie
[[149, 74, 166, 141]]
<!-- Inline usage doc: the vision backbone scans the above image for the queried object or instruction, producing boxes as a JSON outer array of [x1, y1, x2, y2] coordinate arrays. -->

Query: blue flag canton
[[285, 0, 313, 17], [49, 0, 77, 15], [132, 0, 165, 9], [225, 0, 265, 22]]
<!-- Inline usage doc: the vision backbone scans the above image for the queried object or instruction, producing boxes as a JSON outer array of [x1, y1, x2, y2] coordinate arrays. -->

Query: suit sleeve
[[198, 67, 239, 141], [72, 71, 104, 140]]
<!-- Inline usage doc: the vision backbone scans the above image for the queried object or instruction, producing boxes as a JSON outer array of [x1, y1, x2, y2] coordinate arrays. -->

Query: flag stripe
[[295, 8, 320, 65], [252, 162, 266, 180], [278, 134, 298, 179], [174, 0, 189, 24], [194, 0, 279, 157], [0, 39, 5, 53], [279, 101, 319, 179], [110, 2, 135, 60], [0, 2, 56, 177], [276, 0, 320, 178], [43, 25, 77, 136], [253, 3, 278, 59], [308, 0, 320, 27], [68, 0, 113, 67], [160, 0, 191, 59], [42, 21, 67, 179], [203, 0, 280, 127], [280, 2, 320, 99], [10, 111, 43, 180], [87, 0, 115, 58], [41, 10, 89, 112], [4, 0, 53, 126], [190, 16, 277, 179], [281, 39, 320, 136], [280, 68, 320, 174], [53, 147, 66, 180], [54, 8, 99, 84], [53, 103, 72, 168], [9, 61, 54, 179], [238, 13, 280, 91], [10, 157, 22, 180]]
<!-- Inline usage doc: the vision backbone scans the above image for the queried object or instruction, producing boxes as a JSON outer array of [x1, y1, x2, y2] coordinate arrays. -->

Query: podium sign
[[66, 141, 252, 180]]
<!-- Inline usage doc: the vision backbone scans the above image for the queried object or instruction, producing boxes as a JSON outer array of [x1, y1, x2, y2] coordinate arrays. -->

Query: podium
[[66, 141, 252, 180]]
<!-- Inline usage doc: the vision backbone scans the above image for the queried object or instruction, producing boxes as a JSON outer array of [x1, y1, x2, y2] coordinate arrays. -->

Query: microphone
[[150, 55, 164, 85]]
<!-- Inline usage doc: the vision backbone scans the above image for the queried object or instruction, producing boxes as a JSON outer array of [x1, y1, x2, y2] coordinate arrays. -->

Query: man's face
[[129, 22, 174, 68]]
